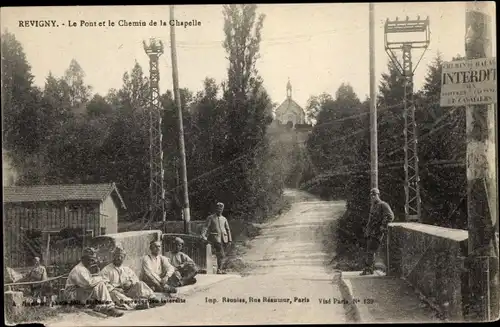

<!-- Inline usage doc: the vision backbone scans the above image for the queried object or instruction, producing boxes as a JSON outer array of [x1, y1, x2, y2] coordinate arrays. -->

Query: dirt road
[[47, 189, 347, 325]]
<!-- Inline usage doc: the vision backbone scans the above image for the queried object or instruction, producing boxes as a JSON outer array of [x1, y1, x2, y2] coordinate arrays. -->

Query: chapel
[[274, 79, 306, 127]]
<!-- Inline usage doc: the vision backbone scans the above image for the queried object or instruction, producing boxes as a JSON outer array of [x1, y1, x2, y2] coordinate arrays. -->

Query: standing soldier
[[361, 188, 394, 275], [201, 202, 232, 274]]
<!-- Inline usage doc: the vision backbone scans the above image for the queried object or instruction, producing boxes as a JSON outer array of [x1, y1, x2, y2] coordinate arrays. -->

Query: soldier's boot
[[163, 284, 178, 294], [149, 297, 166, 308]]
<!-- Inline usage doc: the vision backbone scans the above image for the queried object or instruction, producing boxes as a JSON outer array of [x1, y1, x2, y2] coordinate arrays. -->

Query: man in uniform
[[165, 237, 198, 286], [140, 240, 178, 294], [100, 246, 163, 310], [64, 247, 123, 317], [361, 188, 394, 275], [201, 202, 232, 274], [23, 257, 48, 297]]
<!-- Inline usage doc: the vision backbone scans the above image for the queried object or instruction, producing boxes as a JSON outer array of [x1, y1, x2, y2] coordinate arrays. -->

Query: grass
[[322, 210, 366, 271], [5, 303, 81, 325], [224, 222, 263, 276]]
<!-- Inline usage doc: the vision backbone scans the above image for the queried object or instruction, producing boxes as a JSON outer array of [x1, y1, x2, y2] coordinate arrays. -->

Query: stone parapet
[[387, 222, 468, 321]]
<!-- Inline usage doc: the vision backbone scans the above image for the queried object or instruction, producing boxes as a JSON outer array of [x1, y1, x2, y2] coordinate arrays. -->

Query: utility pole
[[464, 1, 498, 321], [170, 5, 191, 234], [369, 3, 378, 190], [143, 38, 166, 223], [384, 16, 430, 222]]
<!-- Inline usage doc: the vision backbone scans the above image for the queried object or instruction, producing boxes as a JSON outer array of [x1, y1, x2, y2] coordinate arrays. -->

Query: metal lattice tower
[[384, 16, 430, 222], [143, 39, 166, 222]]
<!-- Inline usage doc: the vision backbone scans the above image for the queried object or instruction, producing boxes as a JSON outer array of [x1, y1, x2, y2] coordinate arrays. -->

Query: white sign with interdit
[[440, 57, 497, 107]]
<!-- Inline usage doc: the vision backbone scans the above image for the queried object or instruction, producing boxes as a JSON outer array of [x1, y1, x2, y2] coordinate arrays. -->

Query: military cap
[[82, 247, 97, 258], [370, 188, 380, 195], [150, 240, 162, 247], [113, 246, 127, 256]]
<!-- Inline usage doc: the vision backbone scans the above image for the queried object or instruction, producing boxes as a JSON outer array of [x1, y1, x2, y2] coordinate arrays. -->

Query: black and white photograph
[[1, 2, 498, 325]]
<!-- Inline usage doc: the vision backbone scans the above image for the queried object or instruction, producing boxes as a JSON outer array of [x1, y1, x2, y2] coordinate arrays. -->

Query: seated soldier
[[140, 240, 178, 294], [166, 237, 198, 287], [64, 247, 123, 317], [25, 257, 48, 282], [22, 257, 48, 297], [100, 246, 164, 310]]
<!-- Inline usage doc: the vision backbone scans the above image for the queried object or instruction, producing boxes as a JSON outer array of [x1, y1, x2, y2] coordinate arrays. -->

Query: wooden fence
[[4, 203, 101, 268]]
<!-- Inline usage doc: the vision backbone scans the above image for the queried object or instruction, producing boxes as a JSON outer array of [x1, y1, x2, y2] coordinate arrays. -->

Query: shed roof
[[3, 183, 126, 209]]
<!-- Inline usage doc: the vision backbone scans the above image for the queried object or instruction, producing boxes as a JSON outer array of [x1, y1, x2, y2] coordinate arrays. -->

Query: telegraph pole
[[464, 1, 498, 321], [170, 5, 191, 234], [369, 3, 378, 190]]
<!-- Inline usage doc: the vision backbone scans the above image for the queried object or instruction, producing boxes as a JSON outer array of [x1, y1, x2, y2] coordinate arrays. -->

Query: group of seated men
[[63, 236, 198, 317]]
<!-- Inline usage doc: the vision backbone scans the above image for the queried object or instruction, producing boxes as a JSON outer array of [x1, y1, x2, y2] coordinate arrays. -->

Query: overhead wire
[[175, 28, 345, 48], [135, 26, 461, 226]]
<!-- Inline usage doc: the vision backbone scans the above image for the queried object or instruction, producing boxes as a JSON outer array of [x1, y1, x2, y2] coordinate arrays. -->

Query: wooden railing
[[4, 265, 73, 299]]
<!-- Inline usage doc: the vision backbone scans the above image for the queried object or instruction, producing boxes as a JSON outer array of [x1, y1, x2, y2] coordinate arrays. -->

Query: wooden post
[[170, 5, 192, 234], [45, 233, 50, 267], [465, 1, 498, 321], [369, 2, 378, 190]]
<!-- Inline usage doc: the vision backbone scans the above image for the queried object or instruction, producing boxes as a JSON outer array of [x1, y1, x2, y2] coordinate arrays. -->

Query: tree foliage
[[2, 7, 286, 226], [313, 54, 470, 257], [303, 83, 366, 199]]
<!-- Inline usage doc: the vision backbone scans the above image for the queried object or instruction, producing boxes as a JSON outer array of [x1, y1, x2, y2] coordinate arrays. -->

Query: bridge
[[22, 189, 494, 326]]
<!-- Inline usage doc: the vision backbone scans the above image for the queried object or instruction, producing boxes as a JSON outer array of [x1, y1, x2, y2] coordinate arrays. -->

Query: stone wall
[[89, 229, 214, 276], [387, 222, 468, 321], [90, 230, 162, 276]]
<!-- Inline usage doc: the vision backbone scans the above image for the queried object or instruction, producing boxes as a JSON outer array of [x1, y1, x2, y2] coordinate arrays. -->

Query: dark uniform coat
[[366, 200, 394, 239]]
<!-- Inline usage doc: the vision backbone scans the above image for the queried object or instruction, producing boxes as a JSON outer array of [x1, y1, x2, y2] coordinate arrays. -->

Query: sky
[[1, 3, 497, 109]]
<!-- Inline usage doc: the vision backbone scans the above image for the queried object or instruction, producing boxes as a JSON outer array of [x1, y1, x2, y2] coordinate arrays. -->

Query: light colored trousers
[[108, 281, 155, 308]]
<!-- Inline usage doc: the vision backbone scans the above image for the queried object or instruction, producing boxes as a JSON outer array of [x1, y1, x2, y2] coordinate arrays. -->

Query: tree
[[333, 53, 469, 264], [95, 62, 151, 215], [185, 78, 228, 217], [219, 4, 283, 220], [117, 61, 149, 112], [86, 94, 113, 117], [160, 88, 197, 220], [1, 31, 33, 109], [63, 59, 92, 113], [304, 83, 365, 198], [223, 5, 265, 102], [305, 93, 332, 125], [222, 4, 267, 154], [1, 31, 45, 179], [330, 61, 407, 260], [416, 54, 467, 228]]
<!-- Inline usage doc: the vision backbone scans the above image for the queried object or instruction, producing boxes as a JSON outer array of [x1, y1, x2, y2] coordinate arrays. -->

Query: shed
[[3, 183, 126, 267]]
